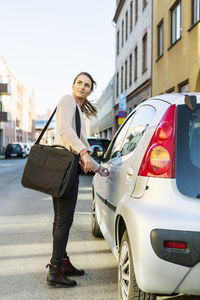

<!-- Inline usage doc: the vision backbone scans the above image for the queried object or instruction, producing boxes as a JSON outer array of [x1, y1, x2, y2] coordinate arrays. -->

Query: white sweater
[[55, 94, 99, 171]]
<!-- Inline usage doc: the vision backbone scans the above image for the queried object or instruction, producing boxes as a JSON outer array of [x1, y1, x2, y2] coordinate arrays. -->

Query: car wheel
[[91, 196, 103, 238], [118, 231, 156, 300]]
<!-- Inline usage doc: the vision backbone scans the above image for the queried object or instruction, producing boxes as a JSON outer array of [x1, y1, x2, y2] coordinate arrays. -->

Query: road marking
[[75, 212, 91, 215]]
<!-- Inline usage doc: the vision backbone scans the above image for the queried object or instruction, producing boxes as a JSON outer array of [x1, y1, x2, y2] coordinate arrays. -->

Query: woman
[[46, 72, 108, 288]]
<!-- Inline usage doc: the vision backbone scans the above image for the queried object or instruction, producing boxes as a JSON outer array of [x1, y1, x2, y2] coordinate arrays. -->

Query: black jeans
[[50, 171, 79, 266]]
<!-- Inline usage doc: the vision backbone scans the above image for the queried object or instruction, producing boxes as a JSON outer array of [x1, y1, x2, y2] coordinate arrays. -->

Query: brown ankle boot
[[62, 257, 85, 277], [46, 264, 77, 287]]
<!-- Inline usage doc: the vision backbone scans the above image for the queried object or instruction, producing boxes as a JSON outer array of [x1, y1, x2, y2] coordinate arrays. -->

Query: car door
[[96, 105, 156, 246]]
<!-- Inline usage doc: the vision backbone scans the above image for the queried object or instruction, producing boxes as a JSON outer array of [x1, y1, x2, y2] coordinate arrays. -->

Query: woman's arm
[[57, 95, 87, 154]]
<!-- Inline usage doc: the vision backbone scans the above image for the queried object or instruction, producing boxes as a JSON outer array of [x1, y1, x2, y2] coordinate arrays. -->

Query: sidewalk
[[0, 154, 4, 159]]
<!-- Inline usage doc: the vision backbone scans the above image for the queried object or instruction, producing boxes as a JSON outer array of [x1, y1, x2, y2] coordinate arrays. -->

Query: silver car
[[92, 93, 200, 299]]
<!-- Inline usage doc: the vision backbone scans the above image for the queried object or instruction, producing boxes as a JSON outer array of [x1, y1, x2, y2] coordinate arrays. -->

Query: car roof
[[144, 93, 200, 106]]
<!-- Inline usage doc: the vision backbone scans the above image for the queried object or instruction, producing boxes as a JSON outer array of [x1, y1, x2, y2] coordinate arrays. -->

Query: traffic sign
[[118, 117, 125, 125], [118, 111, 126, 118]]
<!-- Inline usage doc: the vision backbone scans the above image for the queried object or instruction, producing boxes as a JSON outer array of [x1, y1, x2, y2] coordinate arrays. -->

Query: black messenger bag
[[21, 106, 80, 198]]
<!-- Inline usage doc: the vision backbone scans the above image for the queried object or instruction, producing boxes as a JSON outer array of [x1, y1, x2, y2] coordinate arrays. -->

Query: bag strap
[[35, 105, 81, 144]]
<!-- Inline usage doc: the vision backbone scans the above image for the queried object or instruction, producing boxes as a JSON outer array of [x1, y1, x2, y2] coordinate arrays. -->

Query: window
[[116, 72, 119, 97], [142, 33, 147, 72], [110, 105, 156, 159], [135, 0, 138, 24], [117, 30, 120, 55], [125, 60, 128, 90], [171, 1, 181, 45], [110, 114, 135, 159], [129, 54, 132, 86], [157, 20, 164, 58], [189, 112, 200, 168], [121, 66, 124, 93], [130, 1, 133, 32], [134, 46, 138, 80], [178, 79, 189, 92], [125, 11, 128, 40], [192, 0, 200, 24], [176, 103, 200, 198], [121, 106, 155, 156], [121, 20, 124, 47]]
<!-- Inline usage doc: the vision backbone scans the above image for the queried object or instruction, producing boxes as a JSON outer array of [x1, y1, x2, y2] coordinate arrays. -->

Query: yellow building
[[152, 0, 200, 96]]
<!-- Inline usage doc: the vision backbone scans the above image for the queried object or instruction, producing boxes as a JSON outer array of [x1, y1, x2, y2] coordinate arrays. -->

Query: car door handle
[[127, 168, 134, 176]]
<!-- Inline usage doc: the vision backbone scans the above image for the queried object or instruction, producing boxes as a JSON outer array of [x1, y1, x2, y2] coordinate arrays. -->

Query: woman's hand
[[80, 152, 93, 174]]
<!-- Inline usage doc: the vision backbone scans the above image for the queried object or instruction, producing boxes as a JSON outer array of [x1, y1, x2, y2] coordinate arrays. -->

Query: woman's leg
[[50, 173, 79, 266], [52, 198, 68, 259]]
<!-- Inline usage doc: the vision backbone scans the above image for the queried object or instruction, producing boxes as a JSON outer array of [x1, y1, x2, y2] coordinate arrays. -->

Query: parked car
[[92, 93, 200, 299], [88, 137, 110, 164], [5, 142, 27, 159], [23, 143, 31, 156]]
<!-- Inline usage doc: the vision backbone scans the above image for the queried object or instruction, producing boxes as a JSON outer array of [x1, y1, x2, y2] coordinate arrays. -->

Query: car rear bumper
[[117, 177, 200, 295]]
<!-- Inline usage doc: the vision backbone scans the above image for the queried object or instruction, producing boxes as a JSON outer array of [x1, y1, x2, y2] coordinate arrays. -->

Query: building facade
[[152, 0, 200, 95], [113, 0, 152, 131], [90, 76, 115, 139], [0, 57, 36, 153]]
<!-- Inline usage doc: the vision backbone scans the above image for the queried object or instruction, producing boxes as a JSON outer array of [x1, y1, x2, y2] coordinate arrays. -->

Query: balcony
[[0, 83, 11, 95]]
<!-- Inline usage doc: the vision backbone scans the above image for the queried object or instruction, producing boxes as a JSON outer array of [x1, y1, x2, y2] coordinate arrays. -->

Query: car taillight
[[138, 104, 177, 178]]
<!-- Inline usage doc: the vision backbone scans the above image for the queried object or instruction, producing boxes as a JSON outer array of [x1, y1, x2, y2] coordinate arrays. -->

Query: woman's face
[[72, 74, 92, 101]]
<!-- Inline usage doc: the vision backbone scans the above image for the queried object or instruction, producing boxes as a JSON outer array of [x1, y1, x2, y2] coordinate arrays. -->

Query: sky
[[0, 0, 116, 114]]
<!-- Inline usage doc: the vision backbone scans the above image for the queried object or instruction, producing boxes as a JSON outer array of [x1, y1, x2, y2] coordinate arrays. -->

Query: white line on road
[[75, 211, 91, 215]]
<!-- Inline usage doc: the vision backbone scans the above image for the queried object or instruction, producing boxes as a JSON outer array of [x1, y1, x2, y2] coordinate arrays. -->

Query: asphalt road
[[0, 158, 118, 300], [0, 157, 199, 300]]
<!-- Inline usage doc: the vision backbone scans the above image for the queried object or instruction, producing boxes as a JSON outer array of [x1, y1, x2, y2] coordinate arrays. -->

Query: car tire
[[91, 196, 103, 238], [118, 231, 156, 300]]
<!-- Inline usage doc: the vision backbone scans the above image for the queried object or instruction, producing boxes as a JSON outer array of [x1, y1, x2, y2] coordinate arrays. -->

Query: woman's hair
[[73, 72, 97, 118]]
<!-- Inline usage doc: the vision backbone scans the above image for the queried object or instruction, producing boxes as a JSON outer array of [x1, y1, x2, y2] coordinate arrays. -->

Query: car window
[[12, 144, 19, 150], [176, 103, 200, 198], [121, 125, 148, 156], [90, 144, 104, 159], [120, 106, 156, 156], [7, 144, 12, 150], [109, 106, 155, 159], [110, 113, 136, 159], [88, 139, 110, 151], [189, 118, 200, 167]]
